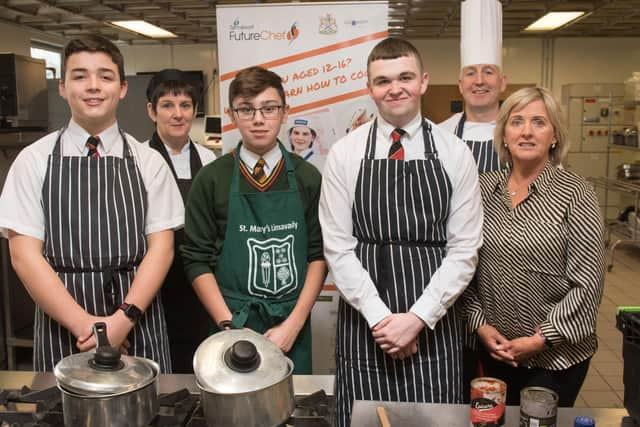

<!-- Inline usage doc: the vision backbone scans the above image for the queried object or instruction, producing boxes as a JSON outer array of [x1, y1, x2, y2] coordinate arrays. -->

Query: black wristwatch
[[119, 302, 143, 323]]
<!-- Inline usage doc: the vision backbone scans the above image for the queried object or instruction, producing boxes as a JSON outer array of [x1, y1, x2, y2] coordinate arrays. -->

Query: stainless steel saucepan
[[54, 322, 159, 427], [193, 323, 295, 427]]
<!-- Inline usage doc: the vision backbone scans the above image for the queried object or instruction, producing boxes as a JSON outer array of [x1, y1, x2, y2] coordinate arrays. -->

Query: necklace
[[508, 182, 525, 197]]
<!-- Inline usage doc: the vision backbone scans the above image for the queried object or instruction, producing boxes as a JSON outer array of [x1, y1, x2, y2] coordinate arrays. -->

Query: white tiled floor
[[575, 245, 640, 408]]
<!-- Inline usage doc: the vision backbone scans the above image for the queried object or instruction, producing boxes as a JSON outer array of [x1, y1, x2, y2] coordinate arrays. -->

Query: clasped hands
[[372, 312, 425, 360], [476, 324, 546, 367], [73, 311, 134, 355]]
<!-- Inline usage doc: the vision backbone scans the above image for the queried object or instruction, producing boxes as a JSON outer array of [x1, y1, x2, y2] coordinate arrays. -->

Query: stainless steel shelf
[[609, 144, 640, 152], [589, 177, 640, 271], [590, 177, 640, 193]]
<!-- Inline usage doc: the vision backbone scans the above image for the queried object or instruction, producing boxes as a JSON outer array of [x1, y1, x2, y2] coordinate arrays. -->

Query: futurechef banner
[[216, 1, 388, 172]]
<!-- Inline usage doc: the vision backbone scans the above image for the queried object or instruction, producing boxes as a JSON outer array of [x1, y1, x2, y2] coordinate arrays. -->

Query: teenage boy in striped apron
[[0, 35, 183, 372], [439, 0, 506, 402], [319, 38, 484, 427]]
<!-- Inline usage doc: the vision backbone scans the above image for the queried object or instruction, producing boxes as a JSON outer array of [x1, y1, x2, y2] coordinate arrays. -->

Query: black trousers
[[461, 347, 483, 404], [479, 351, 591, 407]]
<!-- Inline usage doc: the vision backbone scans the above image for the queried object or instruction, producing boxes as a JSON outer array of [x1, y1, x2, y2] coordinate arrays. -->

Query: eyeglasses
[[232, 105, 284, 120]]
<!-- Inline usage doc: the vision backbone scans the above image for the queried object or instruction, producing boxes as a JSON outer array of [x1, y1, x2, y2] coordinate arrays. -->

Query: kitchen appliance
[[53, 323, 159, 427], [0, 53, 48, 129], [617, 309, 640, 425], [193, 326, 296, 427], [0, 384, 333, 426], [617, 162, 640, 180]]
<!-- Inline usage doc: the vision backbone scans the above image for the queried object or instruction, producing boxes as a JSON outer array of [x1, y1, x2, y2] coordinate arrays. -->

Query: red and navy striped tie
[[86, 135, 100, 158], [388, 128, 406, 160]]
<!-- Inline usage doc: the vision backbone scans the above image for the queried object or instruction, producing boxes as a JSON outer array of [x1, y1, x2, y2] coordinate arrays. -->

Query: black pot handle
[[90, 322, 124, 371], [219, 320, 233, 330]]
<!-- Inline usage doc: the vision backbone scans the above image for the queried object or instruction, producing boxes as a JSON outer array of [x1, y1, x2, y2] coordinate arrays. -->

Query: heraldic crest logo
[[247, 235, 298, 297]]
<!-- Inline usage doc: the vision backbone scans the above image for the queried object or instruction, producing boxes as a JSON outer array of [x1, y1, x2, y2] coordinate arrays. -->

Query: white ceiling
[[2, 0, 640, 45]]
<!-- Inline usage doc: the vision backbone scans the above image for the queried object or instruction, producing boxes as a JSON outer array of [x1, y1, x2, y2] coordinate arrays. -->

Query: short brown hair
[[63, 34, 125, 84], [494, 87, 569, 166], [228, 66, 285, 107], [367, 37, 424, 72]]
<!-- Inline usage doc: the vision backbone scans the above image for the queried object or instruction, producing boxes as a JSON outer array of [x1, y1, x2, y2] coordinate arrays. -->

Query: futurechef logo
[[229, 18, 300, 43]]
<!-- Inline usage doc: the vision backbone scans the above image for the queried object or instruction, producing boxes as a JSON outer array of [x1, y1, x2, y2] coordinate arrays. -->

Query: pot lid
[[55, 351, 158, 396], [54, 322, 158, 396], [194, 328, 292, 394]]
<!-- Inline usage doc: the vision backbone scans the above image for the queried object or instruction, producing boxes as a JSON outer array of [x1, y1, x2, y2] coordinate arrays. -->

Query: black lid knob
[[89, 322, 124, 371], [224, 340, 261, 373]]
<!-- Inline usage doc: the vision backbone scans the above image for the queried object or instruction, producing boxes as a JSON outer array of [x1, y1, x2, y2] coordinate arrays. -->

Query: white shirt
[[319, 113, 483, 330], [0, 120, 184, 240], [293, 148, 324, 172], [141, 139, 217, 179], [239, 143, 282, 178], [439, 112, 496, 141]]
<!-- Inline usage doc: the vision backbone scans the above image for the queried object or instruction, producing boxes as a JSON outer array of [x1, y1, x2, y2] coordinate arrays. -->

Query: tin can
[[470, 377, 507, 427], [519, 386, 559, 427]]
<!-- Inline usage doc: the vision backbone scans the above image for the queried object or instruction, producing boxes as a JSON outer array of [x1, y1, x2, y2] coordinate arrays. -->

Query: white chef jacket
[[0, 120, 184, 240], [141, 139, 217, 179], [439, 112, 496, 141], [319, 113, 483, 330]]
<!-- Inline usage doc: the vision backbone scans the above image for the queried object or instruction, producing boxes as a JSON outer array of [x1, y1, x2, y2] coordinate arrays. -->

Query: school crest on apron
[[247, 235, 298, 296]]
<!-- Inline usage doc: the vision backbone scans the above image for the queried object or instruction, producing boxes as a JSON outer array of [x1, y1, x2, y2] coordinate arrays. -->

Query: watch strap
[[119, 302, 142, 323]]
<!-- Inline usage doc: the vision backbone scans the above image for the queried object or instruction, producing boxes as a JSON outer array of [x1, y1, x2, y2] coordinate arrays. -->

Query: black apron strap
[[149, 132, 203, 182], [455, 112, 467, 139]]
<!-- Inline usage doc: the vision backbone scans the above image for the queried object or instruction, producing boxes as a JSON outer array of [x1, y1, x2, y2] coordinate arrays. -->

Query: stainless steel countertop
[[0, 371, 334, 397], [350, 400, 630, 427]]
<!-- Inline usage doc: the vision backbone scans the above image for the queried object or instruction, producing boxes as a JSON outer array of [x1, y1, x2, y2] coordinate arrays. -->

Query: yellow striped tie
[[253, 158, 267, 184]]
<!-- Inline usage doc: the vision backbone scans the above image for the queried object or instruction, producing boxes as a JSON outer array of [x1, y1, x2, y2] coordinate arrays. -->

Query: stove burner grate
[[0, 386, 333, 427]]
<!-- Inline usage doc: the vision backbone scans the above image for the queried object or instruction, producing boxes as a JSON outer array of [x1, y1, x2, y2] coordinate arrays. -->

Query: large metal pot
[[54, 323, 159, 427], [193, 326, 295, 427]]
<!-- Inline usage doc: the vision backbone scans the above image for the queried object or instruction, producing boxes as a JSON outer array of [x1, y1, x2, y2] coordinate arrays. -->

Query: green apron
[[214, 141, 312, 373]]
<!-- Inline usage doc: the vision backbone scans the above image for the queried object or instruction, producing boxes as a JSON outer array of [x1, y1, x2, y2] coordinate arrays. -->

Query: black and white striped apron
[[37, 128, 171, 372], [335, 119, 463, 427], [455, 112, 500, 174]]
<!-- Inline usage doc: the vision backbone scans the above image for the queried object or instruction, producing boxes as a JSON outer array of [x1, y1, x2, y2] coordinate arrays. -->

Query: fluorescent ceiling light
[[524, 11, 585, 31], [111, 20, 177, 38]]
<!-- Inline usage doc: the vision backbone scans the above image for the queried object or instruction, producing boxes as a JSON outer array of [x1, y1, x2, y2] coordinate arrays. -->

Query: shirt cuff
[[539, 320, 565, 346], [184, 265, 214, 284], [467, 309, 488, 334], [360, 296, 391, 329], [0, 222, 44, 241], [410, 300, 446, 330], [145, 215, 184, 235]]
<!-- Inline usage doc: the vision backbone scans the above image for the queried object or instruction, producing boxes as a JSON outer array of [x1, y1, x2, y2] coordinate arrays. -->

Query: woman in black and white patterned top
[[465, 87, 605, 407]]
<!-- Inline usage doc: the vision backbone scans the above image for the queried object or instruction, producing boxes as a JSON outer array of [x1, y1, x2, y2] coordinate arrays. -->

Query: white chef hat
[[460, 0, 503, 69]]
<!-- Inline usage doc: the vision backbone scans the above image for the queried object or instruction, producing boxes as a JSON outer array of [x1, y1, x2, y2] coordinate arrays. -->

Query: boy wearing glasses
[[182, 66, 326, 373]]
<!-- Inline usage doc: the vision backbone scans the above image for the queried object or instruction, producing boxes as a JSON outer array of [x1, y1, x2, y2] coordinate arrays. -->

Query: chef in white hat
[[440, 0, 507, 174]]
